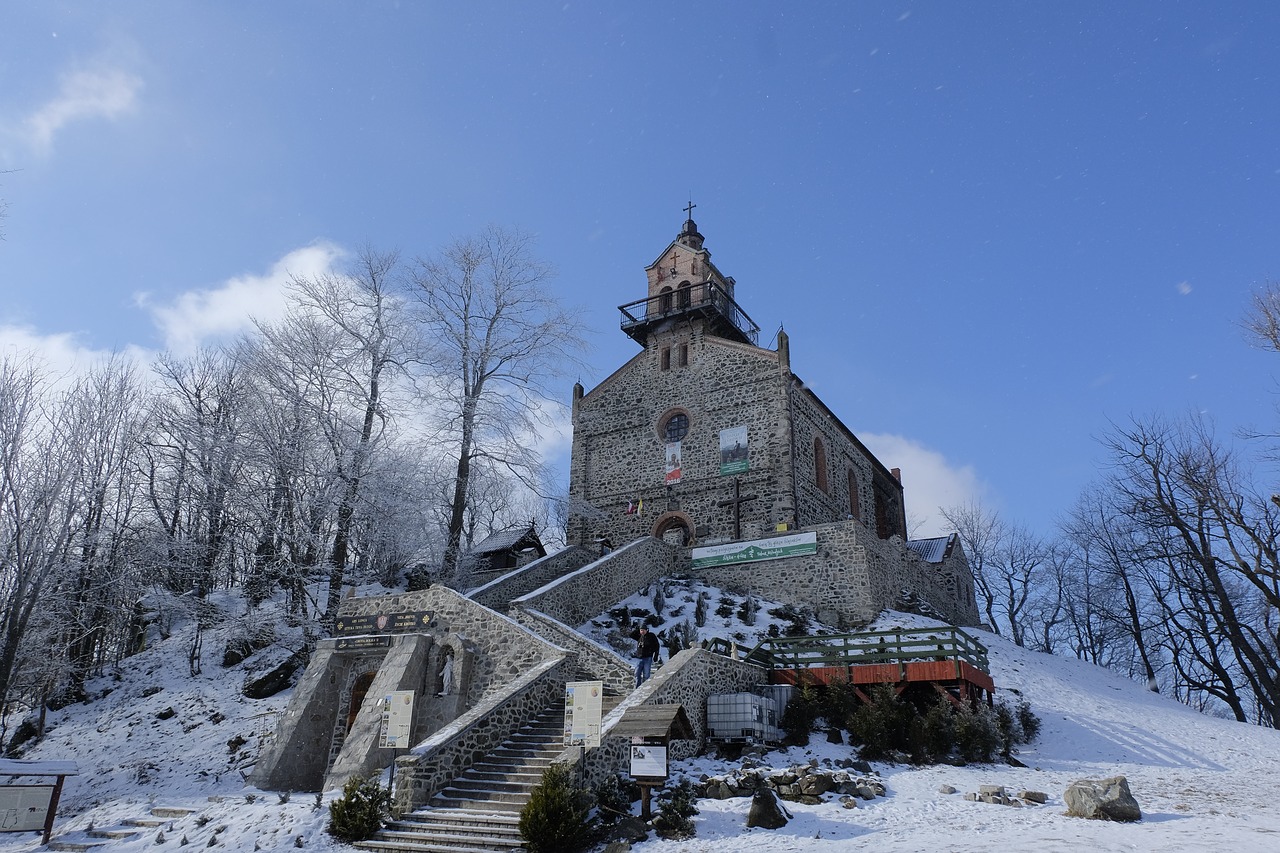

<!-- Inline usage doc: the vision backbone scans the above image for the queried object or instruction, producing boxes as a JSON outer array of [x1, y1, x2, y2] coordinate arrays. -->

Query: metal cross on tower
[[717, 477, 758, 540]]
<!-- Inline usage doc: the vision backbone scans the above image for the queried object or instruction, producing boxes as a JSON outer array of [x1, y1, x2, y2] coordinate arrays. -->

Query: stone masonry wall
[[567, 333, 795, 548], [563, 647, 768, 790], [787, 379, 903, 536], [512, 537, 679, 628], [693, 519, 979, 628], [338, 586, 564, 705], [512, 608, 634, 695], [392, 657, 573, 814], [466, 545, 594, 612]]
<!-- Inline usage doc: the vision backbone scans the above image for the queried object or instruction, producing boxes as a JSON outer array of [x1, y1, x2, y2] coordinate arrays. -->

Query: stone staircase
[[356, 702, 568, 853]]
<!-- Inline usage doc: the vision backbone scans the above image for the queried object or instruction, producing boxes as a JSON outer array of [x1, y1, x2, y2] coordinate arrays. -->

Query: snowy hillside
[[2, 587, 1280, 852]]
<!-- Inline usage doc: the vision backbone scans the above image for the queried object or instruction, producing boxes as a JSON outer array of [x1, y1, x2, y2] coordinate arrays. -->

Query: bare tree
[[254, 248, 414, 626], [408, 226, 585, 585]]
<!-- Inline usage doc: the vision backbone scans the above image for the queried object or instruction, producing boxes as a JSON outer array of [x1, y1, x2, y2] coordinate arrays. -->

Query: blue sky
[[2, 2, 1278, 538]]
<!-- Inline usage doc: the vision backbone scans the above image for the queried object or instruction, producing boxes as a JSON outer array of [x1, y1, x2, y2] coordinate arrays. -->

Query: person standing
[[631, 625, 660, 687]]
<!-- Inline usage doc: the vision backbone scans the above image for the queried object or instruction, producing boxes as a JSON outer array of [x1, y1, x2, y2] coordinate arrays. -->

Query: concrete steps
[[357, 701, 579, 852]]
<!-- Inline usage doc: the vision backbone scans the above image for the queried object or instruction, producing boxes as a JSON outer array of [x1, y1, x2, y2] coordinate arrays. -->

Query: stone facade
[[566, 215, 977, 628], [563, 647, 768, 790], [250, 586, 567, 793], [693, 519, 979, 629]]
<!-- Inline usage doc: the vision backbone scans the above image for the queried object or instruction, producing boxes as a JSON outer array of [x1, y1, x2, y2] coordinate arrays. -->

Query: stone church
[[566, 211, 977, 628]]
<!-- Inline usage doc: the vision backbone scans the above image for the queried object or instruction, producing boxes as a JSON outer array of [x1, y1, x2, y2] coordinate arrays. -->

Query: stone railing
[[467, 545, 595, 612], [557, 647, 767, 790], [512, 608, 634, 695], [391, 655, 574, 814], [512, 537, 678, 628]]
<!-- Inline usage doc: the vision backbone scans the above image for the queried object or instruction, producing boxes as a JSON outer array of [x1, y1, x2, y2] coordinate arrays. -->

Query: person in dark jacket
[[631, 625, 660, 687]]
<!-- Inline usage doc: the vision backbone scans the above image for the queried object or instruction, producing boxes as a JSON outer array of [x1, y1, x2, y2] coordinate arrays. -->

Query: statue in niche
[[438, 647, 455, 696]]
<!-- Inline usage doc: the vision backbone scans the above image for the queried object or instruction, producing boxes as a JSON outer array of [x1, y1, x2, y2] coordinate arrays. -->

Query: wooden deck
[[708, 627, 996, 707]]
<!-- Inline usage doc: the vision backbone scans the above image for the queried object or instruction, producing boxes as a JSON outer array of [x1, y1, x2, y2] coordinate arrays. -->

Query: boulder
[[1064, 776, 1141, 822], [746, 786, 792, 830]]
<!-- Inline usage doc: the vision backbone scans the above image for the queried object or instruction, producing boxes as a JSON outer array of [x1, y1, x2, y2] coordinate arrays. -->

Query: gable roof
[[468, 525, 543, 557]]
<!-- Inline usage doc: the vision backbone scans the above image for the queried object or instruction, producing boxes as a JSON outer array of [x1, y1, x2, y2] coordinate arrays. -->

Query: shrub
[[326, 775, 390, 842], [779, 679, 820, 746], [919, 697, 957, 763], [652, 779, 698, 840], [737, 596, 758, 626], [953, 702, 1001, 763], [847, 685, 914, 761], [694, 594, 708, 627], [519, 764, 592, 853], [1015, 699, 1041, 741], [593, 774, 634, 824]]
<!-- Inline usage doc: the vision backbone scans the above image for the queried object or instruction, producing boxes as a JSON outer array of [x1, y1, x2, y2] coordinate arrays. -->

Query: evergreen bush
[[652, 779, 698, 840], [1015, 698, 1041, 741], [518, 763, 592, 853], [952, 701, 1001, 763], [593, 774, 634, 824], [779, 679, 820, 745], [326, 775, 390, 842], [847, 685, 914, 761]]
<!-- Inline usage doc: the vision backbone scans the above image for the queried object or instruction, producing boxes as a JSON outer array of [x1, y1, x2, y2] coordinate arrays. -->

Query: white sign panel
[[379, 690, 415, 749], [0, 785, 54, 833], [629, 744, 668, 779], [564, 681, 604, 748]]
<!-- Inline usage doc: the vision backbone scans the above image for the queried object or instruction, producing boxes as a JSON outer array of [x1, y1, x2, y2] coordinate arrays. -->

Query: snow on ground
[[2, 582, 1279, 852]]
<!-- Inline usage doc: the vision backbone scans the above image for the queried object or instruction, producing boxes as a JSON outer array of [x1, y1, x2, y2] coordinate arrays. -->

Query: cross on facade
[[716, 477, 758, 540]]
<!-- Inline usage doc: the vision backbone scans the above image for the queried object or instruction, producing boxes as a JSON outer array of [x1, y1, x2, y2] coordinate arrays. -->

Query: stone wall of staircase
[[467, 544, 595, 612], [511, 607, 634, 694], [512, 537, 678, 627], [563, 646, 768, 790], [390, 655, 574, 815]]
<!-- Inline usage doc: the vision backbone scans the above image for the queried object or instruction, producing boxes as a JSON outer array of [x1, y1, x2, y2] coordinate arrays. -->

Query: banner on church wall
[[719, 426, 748, 475], [691, 531, 818, 569], [664, 441, 682, 485]]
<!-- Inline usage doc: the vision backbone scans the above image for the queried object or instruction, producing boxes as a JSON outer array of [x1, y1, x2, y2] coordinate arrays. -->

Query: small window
[[661, 410, 690, 443], [677, 281, 692, 309], [677, 344, 688, 367], [847, 469, 861, 519], [660, 347, 671, 371], [814, 437, 828, 494]]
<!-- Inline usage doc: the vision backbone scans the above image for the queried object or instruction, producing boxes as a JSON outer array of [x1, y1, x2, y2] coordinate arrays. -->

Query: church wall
[[786, 382, 895, 535], [568, 332, 795, 548], [692, 519, 980, 628]]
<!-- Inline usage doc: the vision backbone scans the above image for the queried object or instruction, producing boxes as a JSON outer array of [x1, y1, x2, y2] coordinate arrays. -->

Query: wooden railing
[[705, 627, 990, 674]]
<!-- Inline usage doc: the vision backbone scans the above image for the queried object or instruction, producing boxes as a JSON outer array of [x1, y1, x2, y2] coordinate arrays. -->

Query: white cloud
[[858, 432, 988, 538], [0, 323, 150, 388], [24, 67, 142, 154], [141, 243, 344, 356]]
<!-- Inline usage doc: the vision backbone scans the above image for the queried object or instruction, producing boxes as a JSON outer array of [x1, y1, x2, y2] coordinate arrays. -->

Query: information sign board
[[379, 691, 415, 749]]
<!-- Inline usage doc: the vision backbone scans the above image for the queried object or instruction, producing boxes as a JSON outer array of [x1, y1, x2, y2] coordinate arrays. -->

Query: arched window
[[847, 468, 861, 519], [677, 281, 692, 309], [658, 286, 673, 313], [814, 437, 828, 494]]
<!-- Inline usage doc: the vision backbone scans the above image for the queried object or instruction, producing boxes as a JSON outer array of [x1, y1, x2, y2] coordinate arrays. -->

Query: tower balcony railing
[[618, 280, 760, 345]]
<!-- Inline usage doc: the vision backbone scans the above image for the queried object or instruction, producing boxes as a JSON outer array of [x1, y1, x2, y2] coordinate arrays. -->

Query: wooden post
[[43, 776, 67, 845]]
